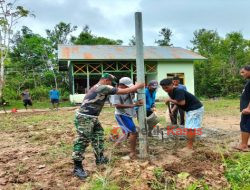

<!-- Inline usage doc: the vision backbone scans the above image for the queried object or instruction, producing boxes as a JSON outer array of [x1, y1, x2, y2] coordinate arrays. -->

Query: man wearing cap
[[145, 80, 159, 136], [113, 77, 143, 159], [145, 80, 158, 117], [72, 73, 144, 179]]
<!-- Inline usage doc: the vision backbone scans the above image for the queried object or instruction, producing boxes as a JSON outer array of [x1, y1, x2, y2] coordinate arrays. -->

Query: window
[[167, 73, 185, 84]]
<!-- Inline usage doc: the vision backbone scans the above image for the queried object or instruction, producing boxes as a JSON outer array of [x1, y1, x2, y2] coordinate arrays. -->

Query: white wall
[[70, 94, 85, 104], [156, 62, 194, 100]]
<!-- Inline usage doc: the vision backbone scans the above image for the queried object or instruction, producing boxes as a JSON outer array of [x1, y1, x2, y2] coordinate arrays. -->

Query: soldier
[[72, 73, 144, 179]]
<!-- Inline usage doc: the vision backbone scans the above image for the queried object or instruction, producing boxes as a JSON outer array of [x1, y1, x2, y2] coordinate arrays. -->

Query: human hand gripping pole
[[129, 82, 144, 93]]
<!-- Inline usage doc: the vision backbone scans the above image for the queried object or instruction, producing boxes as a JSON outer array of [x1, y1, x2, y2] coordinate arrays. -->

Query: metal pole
[[135, 12, 148, 159]]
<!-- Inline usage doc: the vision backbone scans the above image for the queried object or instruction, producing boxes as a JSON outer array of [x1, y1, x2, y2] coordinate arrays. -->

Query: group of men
[[21, 87, 60, 110], [72, 73, 204, 179], [19, 66, 250, 181]]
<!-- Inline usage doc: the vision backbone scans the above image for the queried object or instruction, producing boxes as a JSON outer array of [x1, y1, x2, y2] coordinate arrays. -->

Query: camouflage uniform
[[72, 84, 118, 161], [72, 114, 104, 161]]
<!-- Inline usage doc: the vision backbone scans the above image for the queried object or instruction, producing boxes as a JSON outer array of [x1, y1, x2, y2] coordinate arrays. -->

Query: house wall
[[68, 61, 195, 103], [146, 73, 157, 84], [156, 62, 194, 99]]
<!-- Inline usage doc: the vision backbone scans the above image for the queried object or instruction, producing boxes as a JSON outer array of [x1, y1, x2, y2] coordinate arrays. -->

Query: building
[[58, 45, 206, 103]]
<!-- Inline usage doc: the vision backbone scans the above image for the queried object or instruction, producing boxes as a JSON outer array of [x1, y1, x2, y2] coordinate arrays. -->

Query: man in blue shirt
[[171, 76, 187, 125], [145, 80, 158, 117], [145, 80, 158, 136], [49, 87, 60, 110]]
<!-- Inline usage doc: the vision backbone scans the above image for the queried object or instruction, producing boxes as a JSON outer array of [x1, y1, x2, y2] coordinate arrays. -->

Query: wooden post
[[69, 61, 75, 94], [87, 64, 90, 91], [135, 12, 148, 159]]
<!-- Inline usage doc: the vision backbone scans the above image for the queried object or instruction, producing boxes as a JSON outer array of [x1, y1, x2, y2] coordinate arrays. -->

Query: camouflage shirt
[[78, 84, 118, 116]]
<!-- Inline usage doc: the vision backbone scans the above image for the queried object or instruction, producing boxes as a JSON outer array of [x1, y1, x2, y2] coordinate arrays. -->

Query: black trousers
[[146, 110, 153, 117], [171, 104, 185, 125]]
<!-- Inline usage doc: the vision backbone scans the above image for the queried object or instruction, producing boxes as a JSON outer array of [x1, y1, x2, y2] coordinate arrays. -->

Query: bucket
[[109, 126, 122, 142], [146, 112, 160, 128]]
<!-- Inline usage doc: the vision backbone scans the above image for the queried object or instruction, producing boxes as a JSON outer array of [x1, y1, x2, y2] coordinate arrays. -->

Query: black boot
[[73, 160, 88, 179], [95, 153, 109, 165]]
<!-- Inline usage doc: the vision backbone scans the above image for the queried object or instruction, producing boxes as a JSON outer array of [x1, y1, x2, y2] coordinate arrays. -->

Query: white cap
[[119, 77, 134, 87]]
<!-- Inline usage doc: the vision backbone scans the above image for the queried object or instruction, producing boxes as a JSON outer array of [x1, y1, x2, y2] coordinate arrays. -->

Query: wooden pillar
[[69, 61, 75, 94], [101, 62, 104, 74]]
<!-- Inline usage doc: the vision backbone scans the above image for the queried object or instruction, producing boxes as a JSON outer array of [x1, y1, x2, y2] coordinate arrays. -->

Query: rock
[[0, 178, 7, 185], [38, 164, 46, 169], [121, 156, 130, 160], [0, 171, 6, 178], [146, 166, 155, 171]]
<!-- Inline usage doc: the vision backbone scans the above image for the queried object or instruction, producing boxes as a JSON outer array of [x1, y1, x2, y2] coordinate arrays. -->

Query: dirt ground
[[0, 105, 242, 189]]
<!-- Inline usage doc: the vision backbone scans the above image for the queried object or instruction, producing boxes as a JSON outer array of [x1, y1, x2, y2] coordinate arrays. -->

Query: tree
[[191, 29, 220, 58], [46, 22, 77, 50], [155, 27, 173, 46], [9, 26, 53, 89], [190, 29, 222, 97], [46, 22, 77, 88], [71, 25, 123, 45], [191, 29, 250, 97], [129, 35, 136, 46], [0, 0, 33, 97]]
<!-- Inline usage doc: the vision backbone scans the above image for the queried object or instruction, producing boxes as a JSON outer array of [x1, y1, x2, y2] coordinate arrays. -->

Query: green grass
[[202, 98, 240, 115], [224, 152, 250, 190], [0, 98, 246, 189], [89, 178, 120, 190], [186, 180, 210, 190], [2, 99, 73, 110], [0, 110, 74, 132], [156, 98, 240, 116]]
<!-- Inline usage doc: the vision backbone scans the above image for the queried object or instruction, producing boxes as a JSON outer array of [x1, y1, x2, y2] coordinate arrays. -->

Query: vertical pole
[[69, 61, 75, 94], [130, 62, 134, 82], [0, 46, 3, 98], [68, 61, 72, 94], [87, 64, 90, 92], [0, 30, 4, 98], [135, 12, 148, 159]]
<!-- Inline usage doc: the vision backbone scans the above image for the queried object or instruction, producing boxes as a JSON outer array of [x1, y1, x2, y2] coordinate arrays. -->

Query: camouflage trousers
[[72, 113, 104, 161]]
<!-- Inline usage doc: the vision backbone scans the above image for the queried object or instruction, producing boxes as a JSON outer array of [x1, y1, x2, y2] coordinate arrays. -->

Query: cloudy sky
[[17, 0, 250, 48]]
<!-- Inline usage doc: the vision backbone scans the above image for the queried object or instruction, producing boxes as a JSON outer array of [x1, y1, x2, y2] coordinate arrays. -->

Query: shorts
[[115, 114, 136, 134], [23, 99, 32, 107], [51, 99, 59, 104], [240, 114, 250, 133], [185, 106, 204, 129]]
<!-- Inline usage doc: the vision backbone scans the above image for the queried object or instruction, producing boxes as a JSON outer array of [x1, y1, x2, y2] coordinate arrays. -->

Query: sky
[[16, 0, 250, 48]]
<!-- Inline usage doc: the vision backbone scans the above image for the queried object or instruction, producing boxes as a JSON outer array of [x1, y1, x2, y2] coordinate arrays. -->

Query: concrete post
[[135, 12, 148, 159]]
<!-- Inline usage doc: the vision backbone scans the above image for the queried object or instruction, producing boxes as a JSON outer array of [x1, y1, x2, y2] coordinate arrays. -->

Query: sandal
[[233, 146, 249, 152]]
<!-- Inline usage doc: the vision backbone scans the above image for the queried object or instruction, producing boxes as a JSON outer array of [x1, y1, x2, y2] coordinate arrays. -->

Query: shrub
[[30, 86, 51, 101]]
